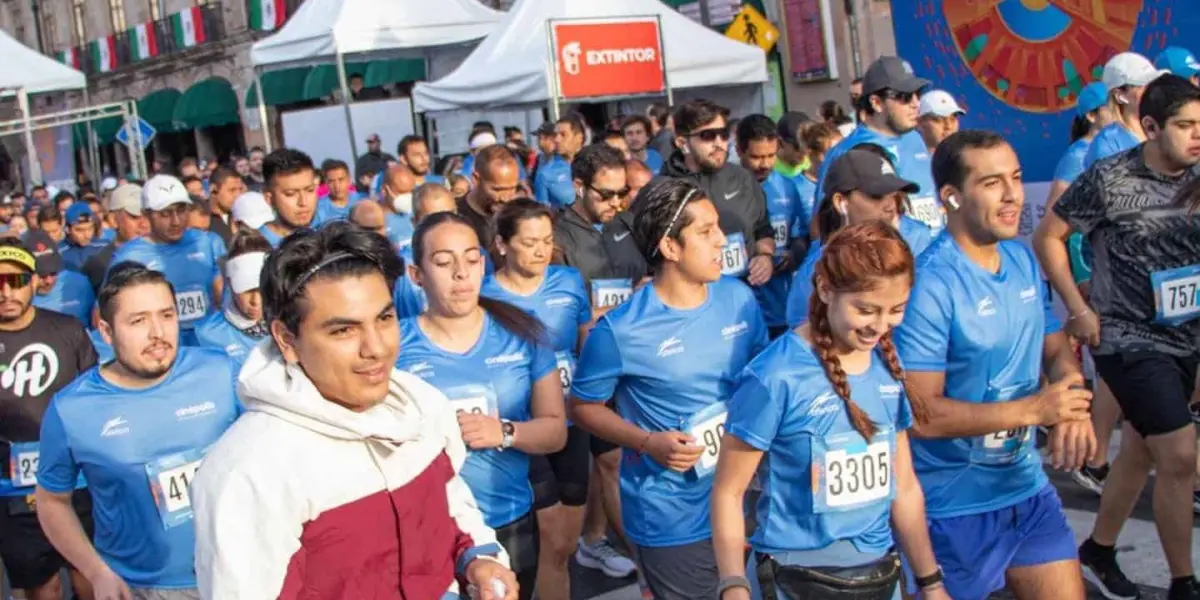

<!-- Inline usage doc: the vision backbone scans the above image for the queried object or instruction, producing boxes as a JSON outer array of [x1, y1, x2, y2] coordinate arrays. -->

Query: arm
[[1033, 211, 1090, 325], [888, 432, 941, 589], [211, 276, 224, 312], [710, 436, 762, 589], [1043, 331, 1082, 383], [513, 371, 568, 454], [905, 370, 1042, 438]]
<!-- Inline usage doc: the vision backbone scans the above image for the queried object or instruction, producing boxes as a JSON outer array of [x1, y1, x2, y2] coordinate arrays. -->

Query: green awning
[[137, 88, 182, 133], [173, 77, 240, 130], [72, 116, 123, 146], [302, 62, 369, 100], [364, 59, 426, 88], [245, 67, 312, 108]]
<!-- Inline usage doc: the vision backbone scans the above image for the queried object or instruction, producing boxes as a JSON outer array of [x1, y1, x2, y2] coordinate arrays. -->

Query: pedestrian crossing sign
[[724, 5, 778, 53]]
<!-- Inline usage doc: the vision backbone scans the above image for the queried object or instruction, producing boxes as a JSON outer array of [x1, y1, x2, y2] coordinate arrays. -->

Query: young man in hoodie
[[191, 221, 516, 600]]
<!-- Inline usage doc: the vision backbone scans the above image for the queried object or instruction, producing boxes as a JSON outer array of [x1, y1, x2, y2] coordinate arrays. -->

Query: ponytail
[[478, 296, 549, 348], [809, 287, 877, 440]]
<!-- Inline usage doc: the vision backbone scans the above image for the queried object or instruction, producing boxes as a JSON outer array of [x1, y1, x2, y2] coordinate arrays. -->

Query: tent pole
[[656, 15, 674, 107], [83, 88, 99, 183], [255, 71, 273, 153], [335, 51, 359, 166], [16, 88, 42, 185], [544, 20, 560, 121]]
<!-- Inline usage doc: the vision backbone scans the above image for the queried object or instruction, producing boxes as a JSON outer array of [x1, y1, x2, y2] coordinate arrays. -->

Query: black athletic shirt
[[0, 309, 98, 444]]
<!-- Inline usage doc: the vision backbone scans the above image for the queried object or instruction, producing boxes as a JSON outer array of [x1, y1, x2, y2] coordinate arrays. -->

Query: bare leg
[[1006, 560, 1087, 600]]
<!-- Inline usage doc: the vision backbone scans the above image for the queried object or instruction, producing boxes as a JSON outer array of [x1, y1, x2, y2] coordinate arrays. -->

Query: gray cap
[[825, 148, 919, 198], [862, 56, 931, 96], [108, 183, 143, 216]]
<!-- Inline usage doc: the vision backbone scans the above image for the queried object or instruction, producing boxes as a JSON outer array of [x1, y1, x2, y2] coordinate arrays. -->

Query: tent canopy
[[0, 30, 86, 95], [413, 0, 768, 113], [249, 0, 503, 72]]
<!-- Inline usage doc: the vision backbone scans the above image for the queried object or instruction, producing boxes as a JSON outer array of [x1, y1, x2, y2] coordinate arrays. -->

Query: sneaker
[[1072, 463, 1109, 496], [575, 538, 637, 578], [1193, 490, 1200, 515], [1079, 540, 1141, 600], [1168, 577, 1200, 600]]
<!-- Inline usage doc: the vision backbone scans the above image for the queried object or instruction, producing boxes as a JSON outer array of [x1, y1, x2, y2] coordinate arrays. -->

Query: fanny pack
[[755, 550, 900, 600]]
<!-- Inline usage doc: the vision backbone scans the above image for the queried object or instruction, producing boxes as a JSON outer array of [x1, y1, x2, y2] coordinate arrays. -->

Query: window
[[108, 0, 126, 32], [149, 0, 161, 21], [70, 0, 86, 45], [40, 7, 58, 49]]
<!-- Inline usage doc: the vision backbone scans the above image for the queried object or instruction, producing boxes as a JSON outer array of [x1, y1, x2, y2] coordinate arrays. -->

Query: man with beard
[[398, 135, 444, 186], [37, 263, 240, 600], [819, 56, 940, 230], [658, 99, 775, 288], [110, 175, 226, 346], [461, 145, 522, 266], [258, 149, 318, 248], [621, 116, 664, 174], [0, 237, 97, 600]]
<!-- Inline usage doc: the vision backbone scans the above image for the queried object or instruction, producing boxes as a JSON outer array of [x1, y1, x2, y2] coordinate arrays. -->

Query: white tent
[[249, 0, 504, 71], [0, 30, 86, 95], [412, 0, 769, 113]]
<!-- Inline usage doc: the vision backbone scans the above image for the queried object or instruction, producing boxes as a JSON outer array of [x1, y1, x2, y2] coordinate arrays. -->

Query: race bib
[[1152, 264, 1200, 325], [907, 196, 943, 230], [555, 351, 574, 391], [686, 402, 728, 477], [451, 395, 495, 417], [721, 233, 748, 277], [971, 427, 1032, 465], [770, 218, 789, 254], [591, 278, 632, 309], [812, 430, 894, 512], [8, 442, 38, 488], [174, 290, 208, 322], [146, 448, 206, 529]]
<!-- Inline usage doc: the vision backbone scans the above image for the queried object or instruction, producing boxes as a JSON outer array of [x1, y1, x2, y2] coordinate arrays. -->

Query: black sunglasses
[[883, 90, 918, 104], [0, 273, 33, 289], [589, 185, 631, 201], [687, 128, 731, 143]]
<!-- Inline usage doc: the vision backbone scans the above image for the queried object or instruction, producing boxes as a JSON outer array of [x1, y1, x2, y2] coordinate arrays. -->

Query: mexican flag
[[171, 7, 207, 49], [90, 37, 116, 72], [130, 22, 159, 60], [57, 48, 80, 69], [248, 0, 286, 31]]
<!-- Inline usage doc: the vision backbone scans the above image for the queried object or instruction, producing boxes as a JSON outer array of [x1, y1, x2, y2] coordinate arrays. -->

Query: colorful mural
[[893, 0, 1199, 181]]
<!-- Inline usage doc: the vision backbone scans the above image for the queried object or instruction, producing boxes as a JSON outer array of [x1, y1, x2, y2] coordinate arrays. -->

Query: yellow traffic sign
[[725, 5, 779, 53]]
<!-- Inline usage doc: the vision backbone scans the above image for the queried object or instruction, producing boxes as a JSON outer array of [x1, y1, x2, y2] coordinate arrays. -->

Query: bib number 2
[[8, 442, 39, 488]]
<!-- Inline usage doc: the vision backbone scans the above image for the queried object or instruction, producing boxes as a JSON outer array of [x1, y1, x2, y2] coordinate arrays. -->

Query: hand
[[1065, 306, 1100, 348], [1047, 419, 1097, 471], [1032, 373, 1092, 427], [643, 431, 705, 472], [458, 413, 505, 450], [720, 585, 752, 600], [90, 568, 132, 600], [465, 558, 519, 600], [747, 254, 774, 286], [919, 584, 952, 600]]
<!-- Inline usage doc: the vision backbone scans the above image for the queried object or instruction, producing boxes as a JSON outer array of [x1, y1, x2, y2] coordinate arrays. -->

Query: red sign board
[[783, 0, 834, 82], [552, 20, 666, 100]]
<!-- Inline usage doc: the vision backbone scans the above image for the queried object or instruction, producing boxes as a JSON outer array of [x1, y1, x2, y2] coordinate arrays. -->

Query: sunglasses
[[590, 185, 630, 201], [883, 90, 918, 104], [0, 273, 32, 289], [687, 128, 731, 143]]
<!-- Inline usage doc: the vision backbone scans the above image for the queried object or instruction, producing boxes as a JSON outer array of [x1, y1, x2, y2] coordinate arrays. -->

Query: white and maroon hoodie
[[193, 344, 507, 600]]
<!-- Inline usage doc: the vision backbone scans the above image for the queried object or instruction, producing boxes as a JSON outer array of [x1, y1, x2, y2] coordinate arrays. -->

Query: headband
[[288, 251, 357, 297], [0, 247, 35, 271], [226, 252, 267, 295], [650, 189, 700, 259]]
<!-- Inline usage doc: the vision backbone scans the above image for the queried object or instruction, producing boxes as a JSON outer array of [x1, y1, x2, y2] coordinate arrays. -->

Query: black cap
[[861, 56, 930, 96], [22, 230, 62, 276], [825, 148, 920, 198], [776, 111, 812, 146], [536, 122, 556, 137]]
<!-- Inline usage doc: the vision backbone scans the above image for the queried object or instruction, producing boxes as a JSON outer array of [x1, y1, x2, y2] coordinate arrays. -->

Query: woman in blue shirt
[[711, 221, 946, 600], [192, 231, 270, 365], [480, 199, 592, 600], [395, 212, 567, 600]]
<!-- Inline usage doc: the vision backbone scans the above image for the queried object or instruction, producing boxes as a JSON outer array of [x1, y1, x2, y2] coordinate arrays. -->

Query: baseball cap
[[366, 133, 381, 143], [1076, 82, 1109, 116], [1155, 46, 1200, 79], [100, 177, 118, 193], [536, 122, 556, 137], [776, 111, 813, 146], [824, 148, 919, 198], [22, 230, 62, 276], [108, 184, 143, 215], [232, 192, 274, 229], [1102, 52, 1167, 91], [0, 241, 35, 273], [0, 195, 11, 206], [142, 174, 192, 212], [862, 56, 931, 96], [918, 90, 966, 118], [65, 203, 93, 225]]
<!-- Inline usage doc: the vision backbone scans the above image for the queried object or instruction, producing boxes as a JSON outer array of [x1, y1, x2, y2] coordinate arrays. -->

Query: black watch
[[915, 566, 944, 588]]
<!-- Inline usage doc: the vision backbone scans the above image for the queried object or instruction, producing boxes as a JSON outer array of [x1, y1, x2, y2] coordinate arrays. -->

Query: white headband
[[226, 252, 267, 295], [469, 132, 498, 150]]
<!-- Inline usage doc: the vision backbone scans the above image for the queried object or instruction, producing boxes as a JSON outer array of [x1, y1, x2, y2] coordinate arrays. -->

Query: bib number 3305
[[145, 448, 207, 529], [813, 431, 893, 512]]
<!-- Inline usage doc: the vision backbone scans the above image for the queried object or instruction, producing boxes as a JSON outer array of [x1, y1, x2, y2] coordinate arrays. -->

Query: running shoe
[[1193, 490, 1200, 515], [575, 538, 637, 578], [1072, 463, 1109, 496], [1168, 577, 1200, 600], [1079, 539, 1141, 600]]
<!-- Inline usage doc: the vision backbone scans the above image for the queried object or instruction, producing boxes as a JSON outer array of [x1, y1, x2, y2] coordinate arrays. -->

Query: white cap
[[45, 185, 60, 199], [1102, 52, 1167, 91], [919, 90, 966, 118], [469, 131, 498, 150], [100, 177, 118, 192], [232, 192, 274, 229], [142, 174, 192, 212]]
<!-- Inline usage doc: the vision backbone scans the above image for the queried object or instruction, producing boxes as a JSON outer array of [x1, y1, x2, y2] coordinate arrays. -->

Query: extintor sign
[[551, 18, 667, 100]]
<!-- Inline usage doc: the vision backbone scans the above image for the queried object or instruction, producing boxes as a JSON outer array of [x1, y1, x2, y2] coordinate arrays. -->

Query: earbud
[[946, 194, 960, 211], [681, 145, 690, 156], [836, 201, 849, 218], [1116, 94, 1129, 106]]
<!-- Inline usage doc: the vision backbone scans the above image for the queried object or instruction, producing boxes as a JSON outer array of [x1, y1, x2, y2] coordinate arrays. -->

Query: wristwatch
[[498, 419, 515, 451], [915, 566, 944, 589], [717, 575, 751, 598]]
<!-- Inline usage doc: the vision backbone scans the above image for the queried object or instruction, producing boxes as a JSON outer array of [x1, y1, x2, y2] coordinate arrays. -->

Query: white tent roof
[[0, 30, 86, 95], [250, 0, 504, 71], [413, 0, 768, 112]]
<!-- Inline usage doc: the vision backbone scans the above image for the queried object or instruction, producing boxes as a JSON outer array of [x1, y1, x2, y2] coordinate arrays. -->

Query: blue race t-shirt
[[818, 127, 940, 231], [481, 266, 592, 392], [395, 314, 558, 528], [1053, 138, 1092, 184], [571, 276, 768, 547], [89, 329, 114, 364], [533, 155, 575, 209], [1083, 123, 1140, 169], [894, 234, 1060, 518], [385, 211, 414, 252], [109, 229, 224, 331], [257, 225, 285, 248], [33, 270, 94, 325], [38, 347, 241, 588], [727, 332, 911, 558], [312, 195, 361, 226], [790, 174, 818, 239], [643, 149, 665, 175], [393, 245, 426, 319], [757, 171, 804, 328], [191, 312, 264, 366], [60, 241, 107, 272]]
